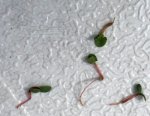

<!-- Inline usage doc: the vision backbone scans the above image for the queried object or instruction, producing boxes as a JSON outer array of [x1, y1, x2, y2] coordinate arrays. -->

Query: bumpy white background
[[0, 0, 150, 116]]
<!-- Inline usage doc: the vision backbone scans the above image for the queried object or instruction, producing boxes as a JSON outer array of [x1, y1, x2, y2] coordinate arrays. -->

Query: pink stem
[[93, 63, 104, 80], [109, 102, 120, 105], [120, 93, 139, 103], [79, 79, 97, 105], [109, 93, 139, 105], [16, 92, 32, 108]]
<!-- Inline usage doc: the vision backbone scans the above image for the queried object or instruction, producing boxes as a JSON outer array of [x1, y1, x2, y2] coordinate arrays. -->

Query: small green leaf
[[94, 33, 107, 47], [134, 84, 146, 101], [134, 84, 142, 94], [39, 86, 52, 93], [86, 54, 97, 64], [139, 93, 146, 101], [29, 87, 41, 93]]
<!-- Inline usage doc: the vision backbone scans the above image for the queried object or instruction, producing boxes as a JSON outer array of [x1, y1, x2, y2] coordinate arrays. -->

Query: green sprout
[[94, 33, 107, 47], [133, 84, 146, 101], [16, 86, 52, 108], [79, 54, 104, 105], [86, 54, 97, 64], [109, 84, 146, 105], [86, 54, 104, 80], [94, 19, 114, 47]]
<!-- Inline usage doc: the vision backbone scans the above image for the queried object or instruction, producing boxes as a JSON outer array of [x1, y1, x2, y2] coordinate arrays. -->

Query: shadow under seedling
[[79, 54, 104, 105], [16, 85, 52, 108], [109, 84, 146, 105], [94, 18, 114, 47]]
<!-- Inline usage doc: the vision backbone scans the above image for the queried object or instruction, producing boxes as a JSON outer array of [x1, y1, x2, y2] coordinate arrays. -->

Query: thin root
[[79, 79, 97, 106], [16, 92, 31, 108]]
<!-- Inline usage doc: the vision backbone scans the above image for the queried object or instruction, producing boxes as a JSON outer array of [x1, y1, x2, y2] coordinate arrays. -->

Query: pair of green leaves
[[16, 85, 52, 108], [29, 86, 52, 93], [86, 54, 97, 64], [134, 84, 146, 101], [94, 33, 107, 47]]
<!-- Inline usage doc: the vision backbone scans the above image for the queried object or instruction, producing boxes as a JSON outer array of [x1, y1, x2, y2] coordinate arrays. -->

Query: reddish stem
[[120, 93, 139, 103], [79, 79, 97, 105], [93, 63, 104, 80], [16, 92, 32, 108], [99, 18, 115, 34], [109, 93, 139, 105], [79, 63, 104, 105]]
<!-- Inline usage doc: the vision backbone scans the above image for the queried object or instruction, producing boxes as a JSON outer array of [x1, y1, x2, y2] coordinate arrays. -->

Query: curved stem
[[16, 92, 32, 108], [99, 18, 115, 34], [79, 79, 97, 106], [93, 63, 104, 80]]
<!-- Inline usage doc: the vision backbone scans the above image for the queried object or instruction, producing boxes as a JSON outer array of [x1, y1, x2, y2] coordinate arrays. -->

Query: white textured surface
[[0, 0, 150, 116]]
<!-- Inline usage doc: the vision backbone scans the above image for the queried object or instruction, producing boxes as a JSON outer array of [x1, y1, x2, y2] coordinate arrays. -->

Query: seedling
[[16, 85, 52, 108], [86, 54, 104, 80], [94, 18, 114, 47], [79, 54, 104, 105], [109, 84, 146, 105]]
